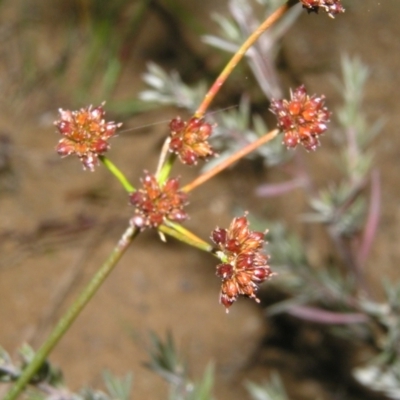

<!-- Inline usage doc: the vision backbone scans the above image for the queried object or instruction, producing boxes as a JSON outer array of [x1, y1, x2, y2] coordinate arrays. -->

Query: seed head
[[300, 0, 345, 18], [270, 85, 331, 151], [129, 172, 189, 229], [211, 215, 274, 312], [54, 103, 121, 171], [169, 117, 215, 165]]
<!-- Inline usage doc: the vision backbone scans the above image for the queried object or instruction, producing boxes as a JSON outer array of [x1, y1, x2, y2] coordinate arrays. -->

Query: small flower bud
[[211, 228, 227, 245], [216, 263, 234, 279]]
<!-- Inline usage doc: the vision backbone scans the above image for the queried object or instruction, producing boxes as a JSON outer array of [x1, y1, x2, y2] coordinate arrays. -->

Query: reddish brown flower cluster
[[169, 117, 215, 165], [211, 215, 274, 312], [270, 85, 331, 151], [129, 172, 189, 229], [54, 103, 121, 171], [300, 0, 345, 18]]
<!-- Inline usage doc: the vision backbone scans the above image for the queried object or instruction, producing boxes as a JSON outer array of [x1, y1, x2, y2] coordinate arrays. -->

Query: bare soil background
[[0, 1, 399, 399]]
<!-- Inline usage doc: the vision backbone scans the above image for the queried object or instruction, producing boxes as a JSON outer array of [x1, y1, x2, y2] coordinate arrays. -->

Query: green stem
[[157, 153, 176, 185], [100, 155, 135, 192], [4, 225, 139, 400], [160, 222, 213, 253]]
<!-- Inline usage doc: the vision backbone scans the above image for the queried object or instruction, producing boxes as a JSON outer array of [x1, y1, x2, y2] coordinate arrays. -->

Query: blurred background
[[1, 0, 399, 399]]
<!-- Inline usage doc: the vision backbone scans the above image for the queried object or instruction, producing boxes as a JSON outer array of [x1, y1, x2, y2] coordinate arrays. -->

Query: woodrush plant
[[1, 1, 346, 399]]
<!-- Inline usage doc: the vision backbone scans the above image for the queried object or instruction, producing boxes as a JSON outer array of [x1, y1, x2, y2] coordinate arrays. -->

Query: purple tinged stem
[[255, 177, 306, 197], [357, 169, 380, 266], [287, 304, 368, 324]]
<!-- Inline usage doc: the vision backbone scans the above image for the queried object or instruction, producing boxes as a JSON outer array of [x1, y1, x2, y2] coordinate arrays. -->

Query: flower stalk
[[194, 1, 295, 118], [99, 155, 135, 193], [4, 225, 139, 400], [182, 129, 279, 193], [156, 137, 174, 184], [160, 222, 213, 253]]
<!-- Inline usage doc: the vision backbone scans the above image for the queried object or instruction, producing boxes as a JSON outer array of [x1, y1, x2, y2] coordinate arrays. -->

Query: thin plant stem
[[160, 221, 213, 253], [182, 129, 279, 193], [100, 155, 135, 193], [155, 137, 171, 178], [157, 142, 177, 185], [4, 225, 139, 400], [194, 2, 294, 118]]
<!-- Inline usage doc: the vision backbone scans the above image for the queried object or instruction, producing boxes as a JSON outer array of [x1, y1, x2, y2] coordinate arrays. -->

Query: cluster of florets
[[300, 0, 345, 18], [54, 103, 121, 171], [211, 215, 274, 312], [169, 117, 215, 165], [270, 85, 331, 151], [129, 172, 189, 229]]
